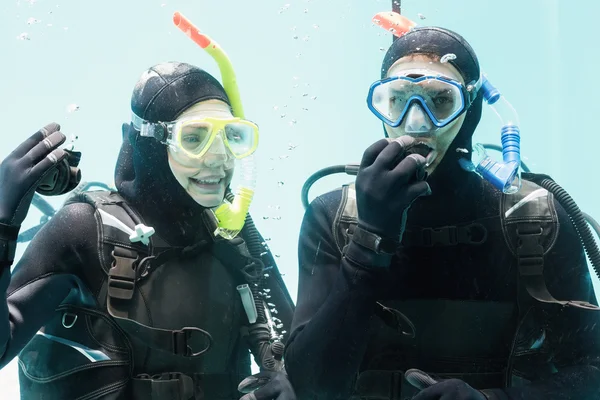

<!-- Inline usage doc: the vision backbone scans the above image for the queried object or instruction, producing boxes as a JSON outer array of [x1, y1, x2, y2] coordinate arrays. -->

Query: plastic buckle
[[422, 226, 458, 247], [108, 251, 139, 300], [460, 223, 488, 245], [172, 327, 212, 357]]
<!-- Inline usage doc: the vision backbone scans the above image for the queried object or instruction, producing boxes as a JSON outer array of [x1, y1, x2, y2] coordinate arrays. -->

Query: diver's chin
[[425, 150, 438, 167], [187, 188, 225, 208]]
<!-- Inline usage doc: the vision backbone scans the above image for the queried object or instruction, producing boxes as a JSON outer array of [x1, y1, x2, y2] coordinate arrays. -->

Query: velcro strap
[[107, 309, 214, 358]]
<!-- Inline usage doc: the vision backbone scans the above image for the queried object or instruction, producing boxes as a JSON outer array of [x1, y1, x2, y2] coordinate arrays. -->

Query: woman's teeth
[[192, 178, 221, 185]]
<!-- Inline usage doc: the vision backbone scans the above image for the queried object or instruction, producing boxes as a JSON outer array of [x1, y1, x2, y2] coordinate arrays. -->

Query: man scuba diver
[[0, 59, 296, 399], [284, 16, 600, 400]]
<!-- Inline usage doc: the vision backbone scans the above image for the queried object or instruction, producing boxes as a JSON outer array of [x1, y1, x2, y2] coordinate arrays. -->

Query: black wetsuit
[[284, 161, 600, 400], [0, 120, 294, 399]]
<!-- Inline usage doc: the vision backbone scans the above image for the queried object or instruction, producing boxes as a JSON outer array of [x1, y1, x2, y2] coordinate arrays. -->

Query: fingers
[[390, 135, 416, 150], [12, 123, 61, 159], [238, 374, 271, 394], [360, 139, 390, 169], [389, 153, 428, 187], [29, 148, 68, 182], [405, 180, 432, 201], [405, 368, 439, 391], [371, 140, 407, 170], [25, 131, 67, 165], [244, 381, 280, 400], [373, 135, 419, 170]]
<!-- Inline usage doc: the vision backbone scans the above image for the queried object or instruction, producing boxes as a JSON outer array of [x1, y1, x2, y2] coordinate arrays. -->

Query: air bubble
[[278, 181, 284, 187], [66, 104, 80, 113]]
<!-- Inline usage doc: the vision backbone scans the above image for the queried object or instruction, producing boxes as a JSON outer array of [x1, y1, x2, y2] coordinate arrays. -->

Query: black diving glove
[[0, 123, 68, 227], [238, 371, 296, 400], [406, 369, 489, 400], [355, 136, 431, 242]]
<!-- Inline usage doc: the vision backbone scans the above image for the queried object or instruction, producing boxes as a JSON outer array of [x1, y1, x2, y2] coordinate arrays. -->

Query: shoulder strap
[[333, 183, 358, 254], [501, 174, 599, 310], [66, 190, 215, 358]]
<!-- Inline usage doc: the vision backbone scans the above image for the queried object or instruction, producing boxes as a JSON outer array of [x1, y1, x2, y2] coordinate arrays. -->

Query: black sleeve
[[0, 202, 99, 369], [488, 200, 600, 400], [284, 194, 392, 399]]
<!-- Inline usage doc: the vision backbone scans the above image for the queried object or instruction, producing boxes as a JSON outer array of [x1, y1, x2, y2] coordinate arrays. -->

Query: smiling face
[[384, 54, 467, 173], [167, 99, 235, 208]]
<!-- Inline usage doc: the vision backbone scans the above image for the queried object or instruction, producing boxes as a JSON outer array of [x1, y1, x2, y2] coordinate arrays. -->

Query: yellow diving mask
[[134, 115, 259, 160]]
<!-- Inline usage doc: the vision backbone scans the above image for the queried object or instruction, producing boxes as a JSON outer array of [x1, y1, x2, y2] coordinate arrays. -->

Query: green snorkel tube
[[173, 12, 256, 240]]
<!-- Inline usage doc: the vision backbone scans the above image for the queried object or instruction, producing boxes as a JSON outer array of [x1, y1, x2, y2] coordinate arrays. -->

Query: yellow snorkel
[[173, 12, 255, 240]]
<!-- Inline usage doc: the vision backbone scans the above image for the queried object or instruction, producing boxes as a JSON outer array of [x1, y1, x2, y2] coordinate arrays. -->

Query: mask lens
[[177, 121, 213, 155], [371, 79, 411, 123], [224, 122, 256, 157], [416, 79, 463, 123]]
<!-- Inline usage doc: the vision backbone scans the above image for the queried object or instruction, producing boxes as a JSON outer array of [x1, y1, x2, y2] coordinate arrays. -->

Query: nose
[[404, 103, 433, 136], [202, 133, 230, 168]]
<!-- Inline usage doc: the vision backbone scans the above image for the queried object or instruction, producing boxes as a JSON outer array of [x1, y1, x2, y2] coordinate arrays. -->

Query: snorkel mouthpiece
[[460, 76, 522, 194], [173, 12, 255, 239]]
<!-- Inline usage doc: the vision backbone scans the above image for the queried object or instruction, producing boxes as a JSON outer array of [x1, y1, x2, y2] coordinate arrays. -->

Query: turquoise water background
[[1, 0, 599, 397]]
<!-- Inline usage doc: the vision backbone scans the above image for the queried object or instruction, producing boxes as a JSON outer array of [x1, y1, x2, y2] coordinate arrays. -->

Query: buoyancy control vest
[[17, 190, 294, 400], [330, 173, 597, 399]]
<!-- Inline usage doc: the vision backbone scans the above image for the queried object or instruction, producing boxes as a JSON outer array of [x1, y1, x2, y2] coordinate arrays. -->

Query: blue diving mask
[[367, 71, 523, 194], [367, 73, 481, 128]]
